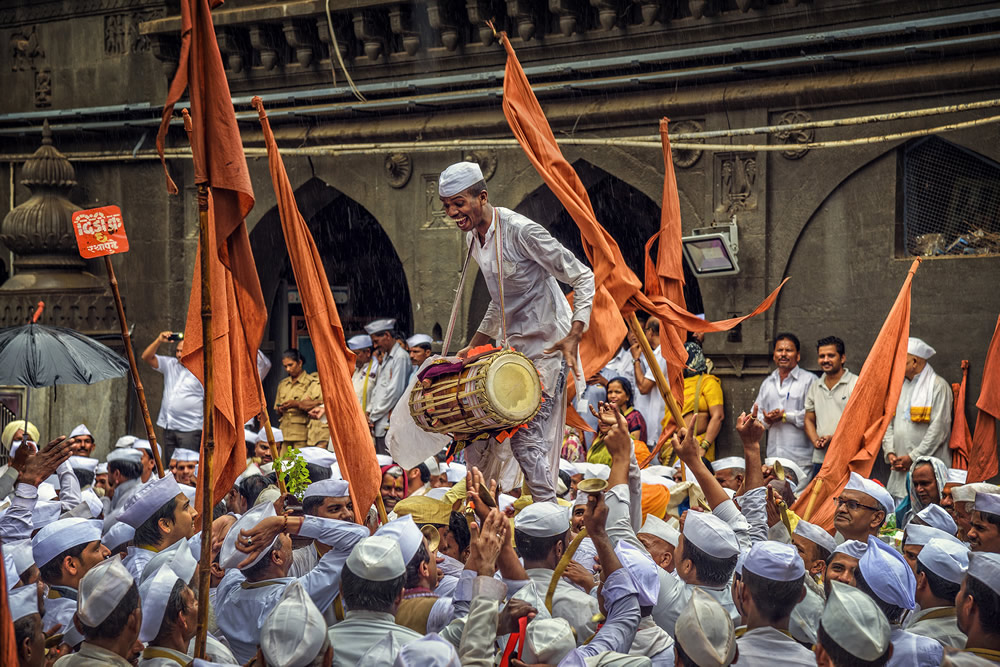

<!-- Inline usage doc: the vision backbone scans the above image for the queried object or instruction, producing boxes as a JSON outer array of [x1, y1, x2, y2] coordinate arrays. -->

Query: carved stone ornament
[[423, 175, 453, 230], [385, 153, 412, 188], [34, 67, 52, 108], [775, 110, 815, 160], [715, 153, 758, 215], [462, 149, 497, 182], [670, 119, 704, 169], [10, 25, 45, 71]]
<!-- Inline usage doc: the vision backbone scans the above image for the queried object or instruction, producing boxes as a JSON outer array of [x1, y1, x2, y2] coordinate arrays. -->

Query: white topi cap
[[303, 478, 350, 500], [132, 439, 152, 453], [347, 334, 373, 351], [968, 552, 1000, 595], [261, 581, 328, 667], [822, 581, 890, 662], [70, 424, 92, 438], [514, 502, 570, 538], [375, 515, 424, 563], [6, 539, 35, 577], [392, 633, 461, 667], [346, 536, 406, 582], [916, 504, 958, 536], [558, 459, 580, 476], [95, 462, 108, 475], [952, 482, 1000, 505], [712, 457, 745, 472], [298, 447, 337, 468], [974, 492, 1000, 518], [406, 334, 433, 348], [614, 541, 661, 606], [743, 541, 806, 582], [844, 472, 895, 516], [101, 522, 135, 552], [364, 318, 397, 335], [117, 472, 182, 528], [522, 617, 575, 665], [907, 337, 936, 360], [259, 427, 284, 443], [443, 462, 466, 484], [438, 162, 484, 198], [138, 564, 183, 643], [833, 540, 868, 559], [113, 435, 138, 449], [638, 513, 680, 547], [244, 430, 259, 445], [9, 586, 40, 622], [32, 517, 102, 568], [683, 511, 740, 559], [904, 523, 960, 548], [171, 448, 199, 463], [947, 468, 969, 485], [917, 537, 969, 584], [142, 537, 198, 585], [107, 448, 142, 464], [674, 587, 737, 667], [77, 555, 135, 627], [69, 456, 99, 473], [793, 520, 837, 556], [859, 536, 915, 610], [219, 501, 279, 571]]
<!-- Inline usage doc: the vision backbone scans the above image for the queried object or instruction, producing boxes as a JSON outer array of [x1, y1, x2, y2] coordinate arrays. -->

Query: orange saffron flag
[[253, 98, 381, 520], [949, 361, 972, 470], [793, 259, 920, 530], [969, 315, 1000, 483], [155, 0, 267, 504], [497, 32, 787, 375], [0, 555, 17, 667]]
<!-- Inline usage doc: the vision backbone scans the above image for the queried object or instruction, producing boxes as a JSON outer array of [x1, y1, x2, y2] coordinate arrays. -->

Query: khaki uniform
[[305, 373, 328, 446], [274, 372, 317, 447]]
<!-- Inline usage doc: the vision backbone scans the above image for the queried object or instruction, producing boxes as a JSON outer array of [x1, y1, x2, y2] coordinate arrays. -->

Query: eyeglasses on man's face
[[833, 496, 880, 513]]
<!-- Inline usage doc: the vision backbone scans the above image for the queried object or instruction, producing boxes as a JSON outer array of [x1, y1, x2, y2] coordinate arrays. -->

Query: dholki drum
[[409, 348, 542, 438]]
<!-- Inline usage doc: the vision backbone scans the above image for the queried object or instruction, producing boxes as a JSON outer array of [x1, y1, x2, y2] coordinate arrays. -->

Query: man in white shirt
[[365, 318, 410, 456], [141, 331, 203, 463], [631, 317, 668, 448], [439, 161, 595, 502], [882, 337, 953, 501], [804, 336, 858, 478], [754, 333, 817, 476]]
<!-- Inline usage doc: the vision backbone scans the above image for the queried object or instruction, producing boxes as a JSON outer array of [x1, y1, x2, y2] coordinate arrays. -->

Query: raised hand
[[12, 435, 73, 487], [735, 404, 765, 447]]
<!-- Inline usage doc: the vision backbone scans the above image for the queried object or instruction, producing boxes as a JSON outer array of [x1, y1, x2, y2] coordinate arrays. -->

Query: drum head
[[484, 352, 542, 423]]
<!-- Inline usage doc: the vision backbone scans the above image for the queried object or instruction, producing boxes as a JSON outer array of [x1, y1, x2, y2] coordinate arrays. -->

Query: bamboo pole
[[803, 478, 825, 521], [625, 312, 685, 430], [104, 255, 164, 478], [194, 183, 214, 660]]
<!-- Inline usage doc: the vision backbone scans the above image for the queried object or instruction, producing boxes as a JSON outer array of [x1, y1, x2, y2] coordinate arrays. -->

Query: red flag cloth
[[155, 0, 266, 505], [253, 98, 381, 521], [497, 32, 787, 375], [949, 361, 972, 470], [0, 552, 17, 667], [792, 260, 921, 530], [969, 316, 1000, 483], [646, 119, 688, 410]]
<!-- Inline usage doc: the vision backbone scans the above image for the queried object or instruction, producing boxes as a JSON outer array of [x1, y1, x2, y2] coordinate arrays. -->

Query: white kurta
[[735, 626, 817, 665], [905, 606, 966, 649], [328, 610, 424, 666], [123, 546, 155, 582], [367, 342, 411, 437], [352, 358, 379, 412], [638, 346, 669, 447], [754, 366, 817, 473], [53, 642, 132, 666], [630, 616, 676, 666], [882, 372, 953, 499], [887, 627, 944, 667], [137, 646, 193, 666], [512, 567, 601, 643], [288, 542, 338, 625]]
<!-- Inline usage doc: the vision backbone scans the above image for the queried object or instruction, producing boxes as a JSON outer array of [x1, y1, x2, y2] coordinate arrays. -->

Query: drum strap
[[442, 240, 475, 356], [493, 207, 509, 348]]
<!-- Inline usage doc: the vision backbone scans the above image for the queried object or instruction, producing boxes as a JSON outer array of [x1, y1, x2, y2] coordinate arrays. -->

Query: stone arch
[[249, 176, 411, 398], [465, 159, 703, 338]]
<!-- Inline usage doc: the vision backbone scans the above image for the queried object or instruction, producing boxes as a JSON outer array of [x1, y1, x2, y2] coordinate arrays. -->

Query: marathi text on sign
[[72, 205, 130, 258]]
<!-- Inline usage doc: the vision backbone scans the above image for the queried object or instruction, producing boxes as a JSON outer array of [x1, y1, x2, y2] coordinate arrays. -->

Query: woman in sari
[[587, 377, 650, 465]]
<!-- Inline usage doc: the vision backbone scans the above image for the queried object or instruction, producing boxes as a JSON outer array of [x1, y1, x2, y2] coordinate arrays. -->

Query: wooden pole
[[803, 478, 825, 521], [625, 312, 686, 429], [194, 183, 214, 660], [104, 255, 164, 478]]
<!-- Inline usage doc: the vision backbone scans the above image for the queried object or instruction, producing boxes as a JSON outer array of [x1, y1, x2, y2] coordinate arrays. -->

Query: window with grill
[[901, 136, 1000, 257]]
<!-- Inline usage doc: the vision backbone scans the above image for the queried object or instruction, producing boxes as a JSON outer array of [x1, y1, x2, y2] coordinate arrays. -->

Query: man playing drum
[[438, 161, 595, 503]]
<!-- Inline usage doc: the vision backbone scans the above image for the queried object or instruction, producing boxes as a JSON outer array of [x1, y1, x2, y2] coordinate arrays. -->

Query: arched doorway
[[465, 161, 702, 337], [250, 178, 411, 402]]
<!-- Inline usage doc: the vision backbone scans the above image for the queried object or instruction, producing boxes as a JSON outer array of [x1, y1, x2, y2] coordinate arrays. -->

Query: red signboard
[[72, 205, 129, 258]]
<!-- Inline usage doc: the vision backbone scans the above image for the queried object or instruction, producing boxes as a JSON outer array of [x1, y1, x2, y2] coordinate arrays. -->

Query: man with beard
[[804, 336, 857, 478]]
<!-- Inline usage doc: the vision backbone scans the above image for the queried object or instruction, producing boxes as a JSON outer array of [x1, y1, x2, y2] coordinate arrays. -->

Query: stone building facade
[[1, 0, 999, 460]]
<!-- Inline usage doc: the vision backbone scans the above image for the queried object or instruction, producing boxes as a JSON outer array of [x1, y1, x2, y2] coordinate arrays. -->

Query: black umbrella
[[0, 323, 129, 387]]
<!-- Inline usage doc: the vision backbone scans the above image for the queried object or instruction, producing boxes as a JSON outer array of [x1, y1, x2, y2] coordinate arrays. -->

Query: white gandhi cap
[[406, 334, 433, 348], [347, 334, 373, 350], [141, 538, 197, 585], [375, 515, 425, 563], [968, 551, 1000, 595], [102, 522, 135, 552], [514, 502, 570, 538], [261, 581, 329, 667], [138, 564, 183, 643], [674, 587, 737, 667], [438, 162, 484, 197], [32, 517, 102, 568], [70, 424, 92, 438], [77, 554, 134, 627], [974, 492, 1000, 517], [68, 456, 98, 473], [905, 523, 961, 547], [303, 478, 350, 500], [743, 541, 806, 581], [917, 537, 969, 584], [916, 503, 958, 535], [683, 510, 740, 558], [171, 448, 199, 462], [793, 520, 837, 555], [712, 456, 745, 472], [822, 580, 890, 661], [219, 500, 279, 570], [117, 472, 182, 528], [844, 471, 895, 516], [907, 337, 936, 360], [298, 447, 337, 468], [833, 540, 868, 559], [614, 541, 661, 607], [948, 468, 969, 485], [639, 513, 680, 547], [107, 447, 142, 464], [392, 633, 461, 666], [522, 617, 575, 664], [364, 318, 397, 335], [8, 585, 40, 622], [347, 535, 405, 581]]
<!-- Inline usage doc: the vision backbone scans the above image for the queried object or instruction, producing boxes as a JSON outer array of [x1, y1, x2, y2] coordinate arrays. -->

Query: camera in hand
[[167, 332, 184, 342]]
